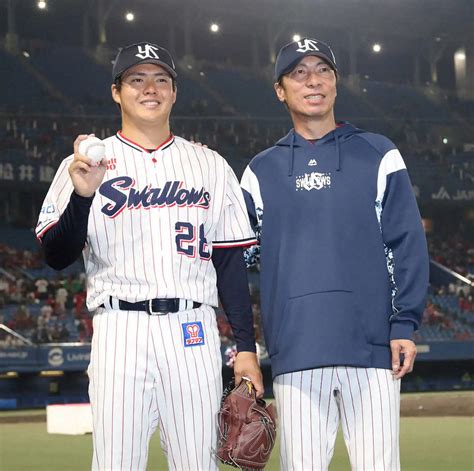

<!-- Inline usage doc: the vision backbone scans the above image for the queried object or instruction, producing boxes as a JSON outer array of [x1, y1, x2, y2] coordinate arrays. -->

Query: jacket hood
[[275, 122, 365, 175]]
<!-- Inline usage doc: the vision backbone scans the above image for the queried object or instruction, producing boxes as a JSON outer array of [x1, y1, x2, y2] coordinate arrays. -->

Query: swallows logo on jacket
[[296, 172, 331, 191]]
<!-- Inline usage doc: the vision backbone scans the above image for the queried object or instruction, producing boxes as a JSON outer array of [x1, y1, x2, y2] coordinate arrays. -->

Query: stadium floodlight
[[37, 1, 47, 9], [125, 12, 135, 22], [372, 43, 382, 53], [210, 23, 220, 33], [293, 34, 301, 42], [0, 372, 18, 378]]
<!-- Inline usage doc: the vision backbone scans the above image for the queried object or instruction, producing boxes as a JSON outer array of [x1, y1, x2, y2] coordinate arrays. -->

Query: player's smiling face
[[274, 55, 337, 125], [111, 63, 177, 126]]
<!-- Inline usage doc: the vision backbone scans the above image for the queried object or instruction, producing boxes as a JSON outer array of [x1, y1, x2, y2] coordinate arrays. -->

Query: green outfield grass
[[0, 417, 472, 470]]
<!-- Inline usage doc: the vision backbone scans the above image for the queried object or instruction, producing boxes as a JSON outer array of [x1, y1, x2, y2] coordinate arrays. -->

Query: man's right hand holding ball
[[69, 134, 107, 198]]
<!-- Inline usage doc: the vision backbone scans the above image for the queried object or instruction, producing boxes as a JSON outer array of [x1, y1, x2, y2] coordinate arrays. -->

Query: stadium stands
[[1, 42, 472, 189], [204, 68, 285, 116], [1, 112, 470, 172], [418, 294, 474, 342], [0, 227, 472, 350], [361, 79, 453, 122], [0, 49, 62, 113], [0, 43, 472, 357], [334, 83, 380, 121], [172, 70, 224, 116], [450, 98, 474, 121], [28, 46, 112, 113], [0, 44, 467, 128], [0, 41, 470, 172], [429, 234, 473, 277]]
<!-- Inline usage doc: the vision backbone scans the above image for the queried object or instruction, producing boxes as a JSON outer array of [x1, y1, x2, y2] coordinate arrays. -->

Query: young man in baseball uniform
[[36, 42, 263, 471], [241, 38, 429, 470]]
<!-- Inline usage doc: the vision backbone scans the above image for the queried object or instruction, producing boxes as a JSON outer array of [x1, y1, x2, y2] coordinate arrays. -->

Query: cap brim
[[115, 59, 177, 81], [139, 59, 178, 78], [276, 52, 337, 81]]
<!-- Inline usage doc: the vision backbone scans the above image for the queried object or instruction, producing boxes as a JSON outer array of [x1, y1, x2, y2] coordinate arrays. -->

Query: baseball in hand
[[78, 136, 106, 166]]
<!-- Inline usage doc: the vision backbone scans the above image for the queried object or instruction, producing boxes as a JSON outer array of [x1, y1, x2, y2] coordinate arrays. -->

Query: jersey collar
[[117, 131, 175, 153]]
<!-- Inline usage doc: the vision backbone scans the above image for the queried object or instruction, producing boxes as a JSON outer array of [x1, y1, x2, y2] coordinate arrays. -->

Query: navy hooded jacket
[[241, 123, 429, 379]]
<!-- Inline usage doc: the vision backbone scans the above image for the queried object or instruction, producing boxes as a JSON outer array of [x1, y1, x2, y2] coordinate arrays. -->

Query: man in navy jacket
[[241, 38, 429, 470]]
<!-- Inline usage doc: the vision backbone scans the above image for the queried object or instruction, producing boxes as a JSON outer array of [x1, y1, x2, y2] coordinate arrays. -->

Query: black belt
[[100, 297, 201, 315]]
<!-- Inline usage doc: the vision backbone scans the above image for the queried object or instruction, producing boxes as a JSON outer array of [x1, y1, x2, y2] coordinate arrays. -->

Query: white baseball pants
[[273, 367, 401, 471], [88, 305, 222, 471]]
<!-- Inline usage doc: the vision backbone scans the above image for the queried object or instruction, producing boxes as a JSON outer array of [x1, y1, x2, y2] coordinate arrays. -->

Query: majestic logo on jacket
[[296, 172, 331, 191], [99, 176, 211, 218]]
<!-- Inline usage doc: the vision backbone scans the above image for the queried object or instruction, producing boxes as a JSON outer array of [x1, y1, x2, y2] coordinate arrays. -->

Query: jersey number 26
[[175, 222, 211, 260]]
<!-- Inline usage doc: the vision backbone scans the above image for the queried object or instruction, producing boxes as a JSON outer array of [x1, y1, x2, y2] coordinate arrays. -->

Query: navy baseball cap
[[274, 38, 337, 82], [112, 42, 177, 81]]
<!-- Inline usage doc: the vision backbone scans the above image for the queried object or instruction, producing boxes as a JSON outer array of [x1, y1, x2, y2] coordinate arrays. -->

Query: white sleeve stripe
[[240, 166, 253, 193], [376, 149, 406, 203], [212, 161, 255, 243], [212, 237, 257, 248], [241, 166, 263, 212]]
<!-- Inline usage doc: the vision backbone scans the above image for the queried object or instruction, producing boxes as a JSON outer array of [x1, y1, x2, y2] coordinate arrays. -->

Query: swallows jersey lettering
[[99, 176, 211, 218]]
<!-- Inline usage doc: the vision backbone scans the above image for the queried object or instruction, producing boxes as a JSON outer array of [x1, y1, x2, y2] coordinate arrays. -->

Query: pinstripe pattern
[[35, 134, 256, 311], [88, 305, 221, 470], [273, 367, 400, 471], [37, 133, 255, 470]]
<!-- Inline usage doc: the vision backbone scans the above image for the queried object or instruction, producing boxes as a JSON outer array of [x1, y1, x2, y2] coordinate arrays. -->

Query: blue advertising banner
[[0, 344, 91, 372], [0, 346, 38, 367], [0, 341, 472, 373]]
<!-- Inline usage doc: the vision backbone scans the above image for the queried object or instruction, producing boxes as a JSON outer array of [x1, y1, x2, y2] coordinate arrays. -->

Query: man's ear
[[111, 84, 120, 105], [274, 82, 286, 103]]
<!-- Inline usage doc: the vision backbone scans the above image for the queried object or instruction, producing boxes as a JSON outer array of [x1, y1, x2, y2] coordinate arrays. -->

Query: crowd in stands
[[0, 242, 43, 272], [0, 225, 472, 351], [1, 236, 473, 350], [428, 233, 474, 277], [417, 287, 474, 342], [0, 241, 92, 347], [2, 114, 473, 193], [0, 115, 289, 175], [0, 116, 121, 168], [413, 232, 474, 342], [1, 42, 473, 178]]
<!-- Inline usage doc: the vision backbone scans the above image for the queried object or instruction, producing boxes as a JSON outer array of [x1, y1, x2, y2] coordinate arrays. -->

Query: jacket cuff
[[390, 320, 416, 341]]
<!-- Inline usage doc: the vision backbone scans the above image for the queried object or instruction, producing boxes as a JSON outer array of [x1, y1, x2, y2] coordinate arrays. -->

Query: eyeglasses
[[287, 64, 334, 83]]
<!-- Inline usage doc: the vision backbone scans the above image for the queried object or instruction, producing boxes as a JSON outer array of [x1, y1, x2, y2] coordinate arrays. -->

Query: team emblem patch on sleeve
[[182, 321, 205, 347]]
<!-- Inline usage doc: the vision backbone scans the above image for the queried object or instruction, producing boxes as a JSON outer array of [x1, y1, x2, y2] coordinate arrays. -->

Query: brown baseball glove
[[216, 378, 277, 470]]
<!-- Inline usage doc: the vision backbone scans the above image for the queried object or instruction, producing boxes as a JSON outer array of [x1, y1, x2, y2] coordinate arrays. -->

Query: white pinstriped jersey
[[36, 133, 256, 310]]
